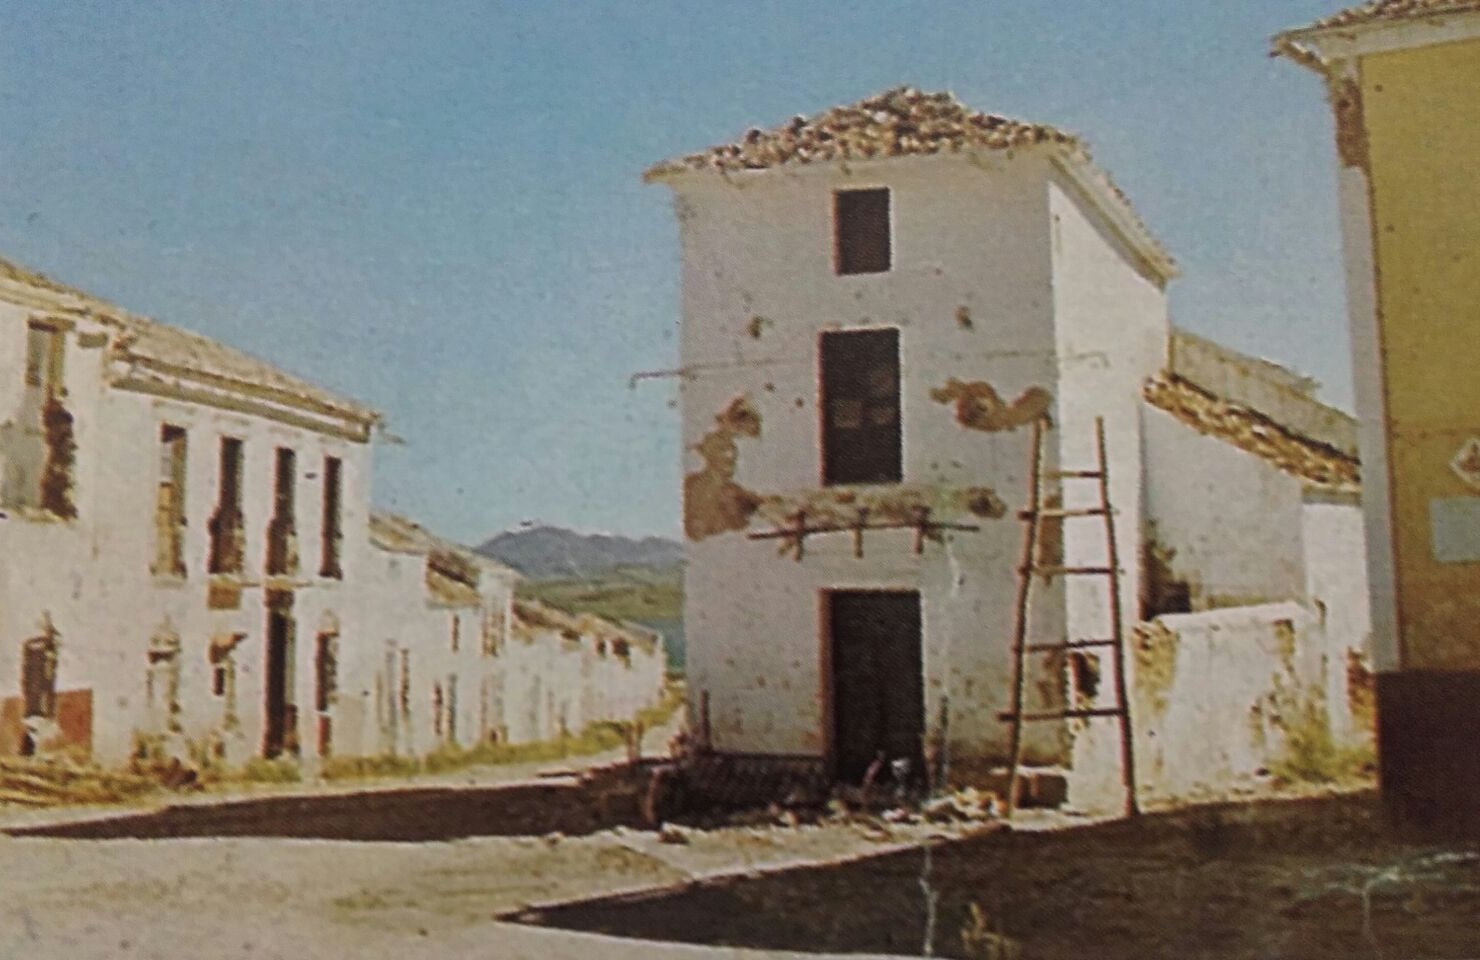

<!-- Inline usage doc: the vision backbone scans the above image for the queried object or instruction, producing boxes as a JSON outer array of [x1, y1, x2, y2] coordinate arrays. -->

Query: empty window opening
[[451, 615, 461, 653], [266, 447, 298, 576], [24, 322, 66, 395], [263, 591, 297, 759], [821, 328, 902, 486], [314, 631, 338, 758], [319, 456, 343, 579], [834, 188, 891, 275], [7, 322, 77, 520], [145, 629, 182, 734], [20, 630, 59, 721], [208, 438, 245, 575], [209, 633, 244, 727], [153, 425, 188, 578]]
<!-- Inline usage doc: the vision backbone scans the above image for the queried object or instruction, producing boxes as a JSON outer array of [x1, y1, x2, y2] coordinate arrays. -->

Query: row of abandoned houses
[[651, 86, 1375, 811], [0, 258, 665, 770]]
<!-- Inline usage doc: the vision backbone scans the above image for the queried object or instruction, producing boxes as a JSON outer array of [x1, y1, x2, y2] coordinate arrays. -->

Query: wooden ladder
[[999, 416, 1138, 818]]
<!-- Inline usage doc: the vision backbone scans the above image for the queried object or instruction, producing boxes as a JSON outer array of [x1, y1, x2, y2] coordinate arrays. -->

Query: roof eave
[[1272, 6, 1480, 69], [1049, 149, 1179, 288]]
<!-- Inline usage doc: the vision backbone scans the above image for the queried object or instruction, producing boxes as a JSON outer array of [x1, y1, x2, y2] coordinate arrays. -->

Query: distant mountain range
[[475, 525, 682, 580], [476, 525, 686, 672]]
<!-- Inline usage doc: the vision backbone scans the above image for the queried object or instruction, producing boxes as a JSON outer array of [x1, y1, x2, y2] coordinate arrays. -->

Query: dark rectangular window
[[266, 447, 298, 575], [821, 328, 901, 486], [320, 456, 343, 579], [834, 188, 891, 275], [208, 437, 245, 574]]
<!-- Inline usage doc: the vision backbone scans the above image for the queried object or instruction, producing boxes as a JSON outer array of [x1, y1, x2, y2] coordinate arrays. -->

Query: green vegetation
[[1269, 698, 1376, 785], [521, 565, 681, 625], [235, 756, 302, 784]]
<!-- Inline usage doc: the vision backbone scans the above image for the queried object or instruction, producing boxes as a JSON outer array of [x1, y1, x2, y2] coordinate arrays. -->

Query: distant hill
[[476, 525, 682, 580], [477, 526, 686, 673]]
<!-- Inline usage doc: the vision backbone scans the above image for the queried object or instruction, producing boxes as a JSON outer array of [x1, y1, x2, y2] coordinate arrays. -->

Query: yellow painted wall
[[1363, 36, 1480, 670]]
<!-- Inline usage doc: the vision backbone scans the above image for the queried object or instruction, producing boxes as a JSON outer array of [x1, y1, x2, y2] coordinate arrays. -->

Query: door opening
[[827, 590, 924, 785]]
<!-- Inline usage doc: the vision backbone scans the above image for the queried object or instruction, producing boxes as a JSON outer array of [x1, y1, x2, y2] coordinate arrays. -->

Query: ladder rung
[[998, 708, 1127, 722], [1047, 470, 1104, 479], [1019, 507, 1109, 520], [1026, 565, 1117, 577], [1020, 639, 1119, 653]]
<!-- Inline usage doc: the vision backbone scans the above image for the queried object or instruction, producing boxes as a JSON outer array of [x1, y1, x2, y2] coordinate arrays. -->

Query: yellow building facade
[[1277, 1, 1480, 832]]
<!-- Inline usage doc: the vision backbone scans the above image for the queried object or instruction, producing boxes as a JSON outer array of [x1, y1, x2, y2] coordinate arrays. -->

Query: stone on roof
[[645, 87, 1176, 282], [1144, 373, 1360, 491], [1292, 0, 1480, 32], [0, 254, 377, 425], [644, 87, 1076, 180]]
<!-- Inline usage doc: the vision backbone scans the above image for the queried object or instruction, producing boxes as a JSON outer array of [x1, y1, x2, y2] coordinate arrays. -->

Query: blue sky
[[0, 1, 1347, 542]]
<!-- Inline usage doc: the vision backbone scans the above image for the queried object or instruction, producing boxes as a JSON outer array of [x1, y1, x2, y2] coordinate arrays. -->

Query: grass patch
[[234, 756, 302, 784], [318, 683, 685, 783], [1269, 698, 1376, 784]]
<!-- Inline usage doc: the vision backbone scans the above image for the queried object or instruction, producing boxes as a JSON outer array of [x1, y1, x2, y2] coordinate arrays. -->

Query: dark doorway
[[827, 590, 923, 784], [263, 592, 296, 758]]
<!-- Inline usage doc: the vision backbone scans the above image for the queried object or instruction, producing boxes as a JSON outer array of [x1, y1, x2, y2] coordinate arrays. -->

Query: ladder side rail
[[1004, 417, 1046, 817], [1095, 416, 1139, 817]]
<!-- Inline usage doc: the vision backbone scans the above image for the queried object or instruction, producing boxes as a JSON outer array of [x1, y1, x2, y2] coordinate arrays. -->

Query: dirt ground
[[527, 792, 1480, 960]]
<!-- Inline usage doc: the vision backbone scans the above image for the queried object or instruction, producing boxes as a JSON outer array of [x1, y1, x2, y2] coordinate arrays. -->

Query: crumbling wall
[[1070, 602, 1374, 810]]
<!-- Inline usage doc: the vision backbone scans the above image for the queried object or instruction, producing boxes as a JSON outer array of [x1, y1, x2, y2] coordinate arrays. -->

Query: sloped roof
[[1143, 373, 1360, 491], [0, 254, 377, 425], [644, 87, 1075, 180], [1291, 0, 1480, 32], [369, 510, 520, 579]]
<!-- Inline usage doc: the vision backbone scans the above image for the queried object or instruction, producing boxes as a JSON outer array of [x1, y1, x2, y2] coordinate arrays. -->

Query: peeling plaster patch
[[930, 378, 1053, 432], [754, 483, 1005, 533], [1141, 530, 1192, 618], [684, 396, 765, 541], [1070, 651, 1101, 710], [1346, 649, 1376, 733], [746, 316, 773, 340], [1133, 621, 1179, 720], [954, 306, 973, 330], [1327, 76, 1369, 171]]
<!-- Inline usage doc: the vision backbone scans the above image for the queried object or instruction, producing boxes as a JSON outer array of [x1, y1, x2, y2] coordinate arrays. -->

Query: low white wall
[[1070, 602, 1373, 810]]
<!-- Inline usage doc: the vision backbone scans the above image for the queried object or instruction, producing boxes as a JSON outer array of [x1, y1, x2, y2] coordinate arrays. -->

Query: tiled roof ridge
[[1286, 0, 1480, 34], [1143, 372, 1360, 490], [644, 86, 1077, 180]]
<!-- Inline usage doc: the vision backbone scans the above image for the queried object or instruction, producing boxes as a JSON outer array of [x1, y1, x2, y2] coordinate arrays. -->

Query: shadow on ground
[[517, 793, 1480, 960]]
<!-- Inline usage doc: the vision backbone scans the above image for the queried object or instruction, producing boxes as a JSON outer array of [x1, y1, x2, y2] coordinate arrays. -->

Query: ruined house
[[647, 88, 1373, 809], [0, 256, 379, 767], [0, 257, 668, 772], [355, 513, 664, 758]]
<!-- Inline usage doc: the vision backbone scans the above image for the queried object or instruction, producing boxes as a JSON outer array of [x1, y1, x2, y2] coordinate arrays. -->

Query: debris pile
[[645, 87, 1077, 179], [1143, 373, 1360, 489], [0, 757, 159, 808]]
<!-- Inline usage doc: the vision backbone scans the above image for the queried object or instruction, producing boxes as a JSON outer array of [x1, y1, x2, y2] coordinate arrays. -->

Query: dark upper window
[[834, 188, 891, 275], [821, 328, 902, 486]]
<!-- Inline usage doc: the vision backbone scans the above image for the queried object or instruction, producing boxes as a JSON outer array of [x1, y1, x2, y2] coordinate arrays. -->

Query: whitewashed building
[[0, 257, 377, 768], [0, 257, 668, 773], [648, 88, 1372, 808]]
